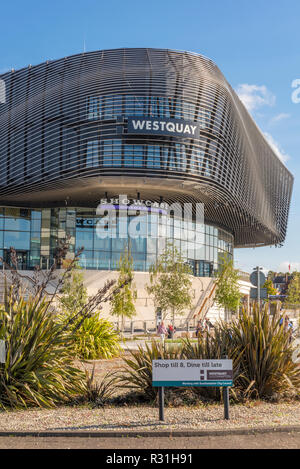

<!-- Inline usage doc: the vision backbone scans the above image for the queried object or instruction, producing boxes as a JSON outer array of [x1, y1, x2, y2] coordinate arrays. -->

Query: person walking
[[167, 324, 175, 339], [157, 321, 167, 344], [195, 320, 202, 338]]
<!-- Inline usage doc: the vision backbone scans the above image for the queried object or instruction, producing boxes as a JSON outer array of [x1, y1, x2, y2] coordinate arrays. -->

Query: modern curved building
[[0, 48, 294, 276]]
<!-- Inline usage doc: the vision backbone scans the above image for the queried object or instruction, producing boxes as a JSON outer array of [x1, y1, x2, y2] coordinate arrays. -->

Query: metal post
[[222, 354, 230, 420], [159, 385, 165, 422], [223, 386, 230, 420], [158, 356, 165, 421]]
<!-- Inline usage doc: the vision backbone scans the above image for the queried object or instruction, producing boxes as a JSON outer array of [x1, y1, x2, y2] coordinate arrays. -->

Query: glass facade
[[86, 95, 211, 126], [84, 139, 213, 176], [0, 206, 233, 276]]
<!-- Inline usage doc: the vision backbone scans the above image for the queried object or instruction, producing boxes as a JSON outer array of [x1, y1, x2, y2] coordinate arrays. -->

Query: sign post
[[158, 385, 164, 422], [0, 340, 5, 364], [250, 267, 266, 311], [152, 359, 233, 421]]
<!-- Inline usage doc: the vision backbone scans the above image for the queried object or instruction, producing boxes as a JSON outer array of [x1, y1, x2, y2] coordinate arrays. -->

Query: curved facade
[[0, 48, 293, 274]]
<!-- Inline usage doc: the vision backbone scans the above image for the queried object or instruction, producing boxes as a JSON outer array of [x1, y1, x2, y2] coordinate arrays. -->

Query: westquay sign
[[127, 116, 201, 139]]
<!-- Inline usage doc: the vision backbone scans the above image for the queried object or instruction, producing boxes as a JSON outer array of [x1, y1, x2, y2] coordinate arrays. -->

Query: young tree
[[263, 279, 278, 296], [146, 242, 193, 324], [58, 264, 88, 315], [110, 245, 137, 331], [214, 253, 241, 319], [285, 272, 300, 305]]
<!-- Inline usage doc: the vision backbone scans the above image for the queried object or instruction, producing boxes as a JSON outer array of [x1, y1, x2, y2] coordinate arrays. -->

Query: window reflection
[[0, 206, 233, 275]]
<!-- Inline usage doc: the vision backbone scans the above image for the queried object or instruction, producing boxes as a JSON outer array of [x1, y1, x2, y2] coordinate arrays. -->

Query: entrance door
[[4, 250, 28, 270]]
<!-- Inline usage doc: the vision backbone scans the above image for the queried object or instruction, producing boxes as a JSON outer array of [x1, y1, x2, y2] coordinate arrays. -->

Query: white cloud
[[263, 132, 290, 163], [269, 113, 290, 125], [235, 84, 276, 112], [278, 261, 300, 272]]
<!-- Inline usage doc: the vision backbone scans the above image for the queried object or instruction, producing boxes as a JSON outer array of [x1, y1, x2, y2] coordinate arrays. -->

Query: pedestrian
[[167, 324, 174, 339], [195, 320, 202, 338], [205, 318, 213, 332], [157, 321, 167, 344]]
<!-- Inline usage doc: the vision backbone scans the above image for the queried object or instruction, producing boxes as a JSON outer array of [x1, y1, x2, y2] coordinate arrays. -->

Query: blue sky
[[0, 0, 299, 274]]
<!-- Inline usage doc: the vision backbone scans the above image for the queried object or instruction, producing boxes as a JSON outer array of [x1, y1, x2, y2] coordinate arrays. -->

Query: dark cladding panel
[[0, 48, 294, 248]]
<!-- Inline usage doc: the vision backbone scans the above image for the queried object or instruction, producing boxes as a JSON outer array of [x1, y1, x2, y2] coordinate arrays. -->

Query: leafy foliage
[[263, 279, 277, 296], [118, 305, 300, 404], [110, 245, 137, 330], [0, 295, 85, 409], [72, 314, 121, 360], [82, 365, 119, 406], [227, 307, 300, 399], [119, 340, 182, 399], [146, 242, 193, 322], [58, 265, 88, 314], [214, 253, 241, 312], [0, 244, 130, 408], [184, 306, 300, 400], [285, 272, 300, 305]]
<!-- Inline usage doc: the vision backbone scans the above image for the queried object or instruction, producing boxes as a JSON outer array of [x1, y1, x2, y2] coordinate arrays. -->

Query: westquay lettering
[[127, 116, 200, 138]]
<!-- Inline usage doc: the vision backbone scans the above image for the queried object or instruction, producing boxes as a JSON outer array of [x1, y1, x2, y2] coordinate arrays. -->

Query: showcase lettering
[[128, 117, 200, 138]]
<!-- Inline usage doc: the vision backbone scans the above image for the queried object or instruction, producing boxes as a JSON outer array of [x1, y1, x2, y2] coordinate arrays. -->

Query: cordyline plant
[[183, 305, 300, 401], [118, 340, 183, 400], [0, 243, 131, 409], [117, 305, 300, 404]]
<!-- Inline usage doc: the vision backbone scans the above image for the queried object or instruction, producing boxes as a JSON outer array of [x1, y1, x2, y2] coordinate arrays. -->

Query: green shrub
[[72, 314, 121, 360], [228, 307, 300, 399], [118, 306, 300, 403], [181, 326, 242, 401], [183, 307, 300, 400], [0, 297, 85, 409], [119, 340, 182, 399], [81, 365, 119, 406]]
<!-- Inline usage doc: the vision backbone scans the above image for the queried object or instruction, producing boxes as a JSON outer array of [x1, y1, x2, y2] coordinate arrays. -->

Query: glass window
[[124, 145, 134, 167], [146, 254, 156, 270], [4, 231, 30, 250], [76, 229, 94, 250], [86, 140, 99, 167], [103, 140, 113, 166], [134, 145, 143, 167], [183, 101, 195, 121], [93, 250, 111, 270], [132, 252, 146, 271], [4, 218, 31, 231], [147, 237, 157, 253], [103, 95, 114, 119]]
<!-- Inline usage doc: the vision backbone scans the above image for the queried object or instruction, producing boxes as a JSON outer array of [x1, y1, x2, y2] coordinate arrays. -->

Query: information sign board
[[152, 359, 233, 387]]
